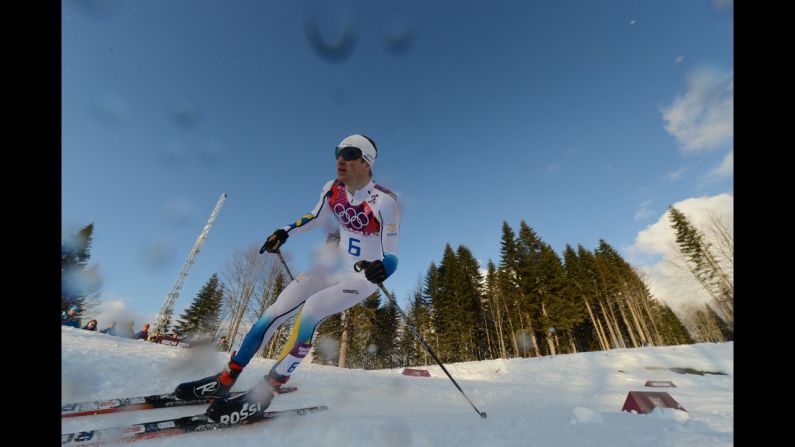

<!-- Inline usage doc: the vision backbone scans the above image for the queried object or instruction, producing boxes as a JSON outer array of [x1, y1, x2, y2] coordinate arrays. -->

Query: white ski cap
[[337, 134, 377, 166]]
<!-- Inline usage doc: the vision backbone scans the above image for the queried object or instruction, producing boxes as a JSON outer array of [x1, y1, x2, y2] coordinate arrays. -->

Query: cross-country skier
[[174, 134, 400, 423]]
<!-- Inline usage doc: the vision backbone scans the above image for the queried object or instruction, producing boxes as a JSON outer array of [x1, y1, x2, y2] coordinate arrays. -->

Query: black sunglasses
[[335, 146, 363, 161]]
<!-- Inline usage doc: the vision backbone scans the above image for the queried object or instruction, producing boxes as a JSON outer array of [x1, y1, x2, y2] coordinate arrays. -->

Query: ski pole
[[259, 239, 295, 282], [275, 251, 295, 282], [354, 261, 487, 419]]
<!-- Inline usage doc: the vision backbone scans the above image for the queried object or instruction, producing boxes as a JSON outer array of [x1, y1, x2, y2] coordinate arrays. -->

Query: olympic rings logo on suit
[[333, 203, 370, 229]]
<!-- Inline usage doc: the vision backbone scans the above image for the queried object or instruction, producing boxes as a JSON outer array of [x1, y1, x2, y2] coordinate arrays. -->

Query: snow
[[571, 407, 603, 424], [62, 327, 733, 446]]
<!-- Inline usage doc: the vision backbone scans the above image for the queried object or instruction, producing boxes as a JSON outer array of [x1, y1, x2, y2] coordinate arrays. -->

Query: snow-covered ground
[[62, 327, 733, 446]]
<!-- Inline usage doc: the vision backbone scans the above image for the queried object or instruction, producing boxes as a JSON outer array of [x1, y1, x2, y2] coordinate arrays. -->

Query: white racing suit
[[231, 178, 400, 382]]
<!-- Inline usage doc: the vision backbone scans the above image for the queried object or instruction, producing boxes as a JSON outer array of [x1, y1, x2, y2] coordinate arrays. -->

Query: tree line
[[309, 210, 732, 368], [387, 221, 696, 366], [63, 203, 732, 368]]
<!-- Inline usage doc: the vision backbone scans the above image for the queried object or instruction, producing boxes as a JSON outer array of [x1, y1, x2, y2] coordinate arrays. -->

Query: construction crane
[[152, 192, 227, 336]]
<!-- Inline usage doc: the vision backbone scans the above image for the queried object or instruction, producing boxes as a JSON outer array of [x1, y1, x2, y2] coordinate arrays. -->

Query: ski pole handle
[[260, 229, 289, 254]]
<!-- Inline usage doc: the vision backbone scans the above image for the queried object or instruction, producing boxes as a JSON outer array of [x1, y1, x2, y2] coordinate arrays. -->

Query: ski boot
[[206, 370, 289, 423], [174, 358, 244, 400]]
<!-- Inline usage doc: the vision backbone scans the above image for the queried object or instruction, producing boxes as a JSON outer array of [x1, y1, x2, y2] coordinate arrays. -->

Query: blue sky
[[62, 0, 733, 323]]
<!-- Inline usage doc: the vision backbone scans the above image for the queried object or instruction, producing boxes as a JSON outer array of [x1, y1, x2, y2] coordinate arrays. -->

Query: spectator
[[215, 336, 229, 352], [119, 321, 136, 339], [61, 306, 81, 328], [135, 323, 150, 340], [82, 319, 98, 331], [100, 321, 118, 336]]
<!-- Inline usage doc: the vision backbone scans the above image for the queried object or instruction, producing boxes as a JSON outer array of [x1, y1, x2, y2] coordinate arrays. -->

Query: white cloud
[[667, 167, 689, 181], [626, 194, 733, 315], [661, 68, 733, 153], [703, 151, 733, 183], [634, 200, 655, 221]]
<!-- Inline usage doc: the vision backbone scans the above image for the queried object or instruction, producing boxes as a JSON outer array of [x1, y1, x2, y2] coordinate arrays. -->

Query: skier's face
[[336, 154, 371, 188]]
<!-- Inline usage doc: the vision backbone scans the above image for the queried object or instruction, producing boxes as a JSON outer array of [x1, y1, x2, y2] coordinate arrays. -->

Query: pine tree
[[657, 304, 694, 345], [484, 259, 508, 358], [596, 240, 643, 348], [690, 303, 732, 343], [422, 261, 441, 353], [434, 244, 461, 361], [623, 265, 666, 347], [497, 222, 523, 357], [704, 303, 733, 341], [537, 242, 580, 355], [575, 245, 617, 350], [416, 264, 439, 365], [562, 245, 601, 352], [372, 297, 400, 368], [209, 284, 224, 335], [592, 240, 636, 349], [515, 221, 546, 357], [398, 280, 423, 367], [61, 223, 102, 317], [456, 245, 486, 361], [347, 291, 381, 369], [400, 275, 436, 366], [173, 274, 224, 339], [499, 221, 520, 273], [668, 206, 733, 327]]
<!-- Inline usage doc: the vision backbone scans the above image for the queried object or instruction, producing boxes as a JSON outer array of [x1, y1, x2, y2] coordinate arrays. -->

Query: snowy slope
[[62, 327, 733, 446]]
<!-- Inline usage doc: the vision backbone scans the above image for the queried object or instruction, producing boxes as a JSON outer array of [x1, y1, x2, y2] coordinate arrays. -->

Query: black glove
[[261, 229, 288, 254], [364, 260, 388, 284]]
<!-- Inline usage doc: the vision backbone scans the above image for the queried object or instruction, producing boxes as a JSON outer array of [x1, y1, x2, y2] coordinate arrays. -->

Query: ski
[[62, 387, 298, 418], [61, 404, 328, 446]]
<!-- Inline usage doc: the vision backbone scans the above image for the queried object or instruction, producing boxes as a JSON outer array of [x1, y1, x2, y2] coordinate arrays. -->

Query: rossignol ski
[[62, 404, 328, 446], [62, 387, 298, 418]]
